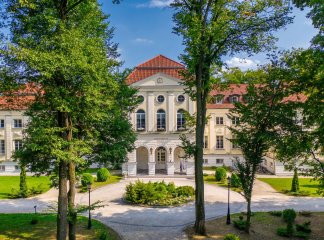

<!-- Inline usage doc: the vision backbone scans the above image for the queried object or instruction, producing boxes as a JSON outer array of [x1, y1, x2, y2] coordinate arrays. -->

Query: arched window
[[177, 109, 186, 130], [157, 147, 166, 162], [136, 109, 145, 131], [157, 109, 166, 131]]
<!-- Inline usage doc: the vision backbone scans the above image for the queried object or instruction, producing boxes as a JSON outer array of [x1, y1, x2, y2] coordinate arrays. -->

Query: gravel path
[[0, 178, 323, 240]]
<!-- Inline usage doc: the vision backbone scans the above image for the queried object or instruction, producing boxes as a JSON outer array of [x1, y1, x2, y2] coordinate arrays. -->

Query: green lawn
[[78, 175, 122, 192], [258, 178, 321, 197], [0, 213, 120, 240], [0, 176, 51, 199], [204, 174, 242, 192]]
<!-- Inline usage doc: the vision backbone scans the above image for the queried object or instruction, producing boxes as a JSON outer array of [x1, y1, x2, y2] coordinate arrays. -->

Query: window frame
[[0, 119, 4, 128], [13, 119, 23, 128], [215, 117, 224, 125], [136, 109, 146, 131], [177, 109, 186, 131], [156, 109, 166, 130], [0, 140, 5, 155], [216, 136, 224, 149]]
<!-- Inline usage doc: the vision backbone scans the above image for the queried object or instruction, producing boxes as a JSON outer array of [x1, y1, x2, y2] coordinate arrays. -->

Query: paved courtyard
[[0, 178, 324, 240]]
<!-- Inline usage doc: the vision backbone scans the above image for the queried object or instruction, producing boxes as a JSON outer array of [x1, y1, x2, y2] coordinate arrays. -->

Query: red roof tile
[[126, 55, 185, 84]]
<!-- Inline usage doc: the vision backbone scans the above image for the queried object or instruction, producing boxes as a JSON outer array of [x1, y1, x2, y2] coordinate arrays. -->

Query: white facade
[[123, 72, 195, 176], [0, 111, 27, 173]]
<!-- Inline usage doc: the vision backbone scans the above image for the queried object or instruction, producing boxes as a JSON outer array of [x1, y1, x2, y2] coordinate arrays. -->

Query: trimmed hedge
[[97, 168, 110, 182], [81, 173, 94, 187]]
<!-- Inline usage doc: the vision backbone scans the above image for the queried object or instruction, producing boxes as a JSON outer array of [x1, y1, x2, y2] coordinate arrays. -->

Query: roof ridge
[[136, 54, 184, 68]]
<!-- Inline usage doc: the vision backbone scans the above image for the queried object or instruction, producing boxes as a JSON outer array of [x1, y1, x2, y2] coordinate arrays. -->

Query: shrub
[[99, 231, 109, 240], [233, 219, 246, 230], [81, 173, 94, 187], [269, 210, 282, 217], [30, 217, 38, 225], [296, 221, 311, 233], [176, 186, 195, 197], [215, 167, 227, 182], [277, 227, 289, 237], [97, 168, 110, 182], [125, 180, 194, 206], [291, 168, 300, 193], [283, 209, 297, 237], [239, 215, 244, 220], [230, 173, 241, 188], [224, 234, 240, 240], [294, 231, 310, 239]]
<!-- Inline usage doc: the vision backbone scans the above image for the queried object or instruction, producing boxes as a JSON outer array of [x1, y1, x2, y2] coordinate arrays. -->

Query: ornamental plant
[[215, 167, 227, 182], [97, 168, 110, 182], [81, 173, 94, 187]]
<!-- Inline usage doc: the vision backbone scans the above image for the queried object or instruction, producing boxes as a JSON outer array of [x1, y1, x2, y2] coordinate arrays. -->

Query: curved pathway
[[0, 178, 324, 240]]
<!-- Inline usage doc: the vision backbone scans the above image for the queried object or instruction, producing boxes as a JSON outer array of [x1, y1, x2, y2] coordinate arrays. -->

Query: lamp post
[[87, 183, 92, 229], [226, 175, 231, 225]]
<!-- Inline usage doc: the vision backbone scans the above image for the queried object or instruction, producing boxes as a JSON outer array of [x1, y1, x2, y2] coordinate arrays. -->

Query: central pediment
[[130, 72, 182, 87]]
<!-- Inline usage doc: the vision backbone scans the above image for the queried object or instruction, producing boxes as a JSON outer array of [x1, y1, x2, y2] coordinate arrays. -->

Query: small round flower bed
[[125, 180, 194, 207]]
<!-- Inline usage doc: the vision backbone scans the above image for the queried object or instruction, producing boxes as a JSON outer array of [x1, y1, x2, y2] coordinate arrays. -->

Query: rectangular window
[[216, 136, 224, 149], [0, 165, 5, 171], [232, 117, 239, 125], [13, 119, 22, 128], [14, 140, 23, 151], [0, 120, 4, 128], [0, 140, 5, 155], [216, 159, 224, 164], [215, 117, 224, 125], [204, 136, 208, 149], [204, 159, 208, 164]]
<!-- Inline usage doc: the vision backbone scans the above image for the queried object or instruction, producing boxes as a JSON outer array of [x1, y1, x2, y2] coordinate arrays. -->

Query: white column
[[126, 150, 137, 176], [167, 147, 174, 175], [167, 92, 175, 132], [5, 115, 12, 161], [148, 146, 155, 176], [209, 114, 215, 150], [147, 92, 154, 132]]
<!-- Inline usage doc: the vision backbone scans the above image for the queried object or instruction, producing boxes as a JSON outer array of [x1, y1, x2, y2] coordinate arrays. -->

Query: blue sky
[[100, 0, 318, 71]]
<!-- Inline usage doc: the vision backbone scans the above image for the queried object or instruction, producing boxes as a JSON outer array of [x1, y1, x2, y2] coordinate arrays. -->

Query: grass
[[204, 174, 242, 192], [0, 176, 51, 199], [78, 175, 122, 192], [0, 213, 120, 240], [258, 178, 321, 197], [203, 166, 217, 171], [186, 212, 324, 240]]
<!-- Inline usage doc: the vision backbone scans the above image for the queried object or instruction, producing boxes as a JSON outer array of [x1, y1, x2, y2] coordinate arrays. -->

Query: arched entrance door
[[155, 147, 166, 174], [174, 147, 186, 174], [136, 147, 149, 174]]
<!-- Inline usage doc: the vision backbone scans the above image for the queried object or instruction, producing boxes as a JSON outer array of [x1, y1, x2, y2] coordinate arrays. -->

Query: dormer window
[[215, 95, 224, 104], [230, 95, 239, 103]]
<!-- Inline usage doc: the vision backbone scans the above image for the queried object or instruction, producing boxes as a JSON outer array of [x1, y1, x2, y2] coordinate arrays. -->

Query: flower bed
[[125, 180, 194, 207]]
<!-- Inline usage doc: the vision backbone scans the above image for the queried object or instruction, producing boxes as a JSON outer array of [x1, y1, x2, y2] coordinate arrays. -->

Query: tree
[[171, 0, 292, 234], [228, 57, 300, 232], [0, 1, 126, 239]]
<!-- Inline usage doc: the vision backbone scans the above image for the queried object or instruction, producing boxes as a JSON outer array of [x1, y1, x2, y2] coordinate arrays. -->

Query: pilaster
[[147, 92, 154, 132], [167, 92, 175, 132]]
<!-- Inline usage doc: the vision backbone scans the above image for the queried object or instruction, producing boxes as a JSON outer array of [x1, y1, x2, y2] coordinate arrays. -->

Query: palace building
[[0, 55, 297, 175]]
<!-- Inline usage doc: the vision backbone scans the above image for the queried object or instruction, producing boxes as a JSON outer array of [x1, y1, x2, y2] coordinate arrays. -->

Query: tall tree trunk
[[245, 197, 252, 233], [57, 160, 68, 240], [68, 162, 76, 240], [194, 63, 206, 235]]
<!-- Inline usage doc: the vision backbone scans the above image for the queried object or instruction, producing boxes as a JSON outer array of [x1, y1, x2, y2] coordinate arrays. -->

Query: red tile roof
[[126, 55, 185, 84], [0, 83, 38, 110]]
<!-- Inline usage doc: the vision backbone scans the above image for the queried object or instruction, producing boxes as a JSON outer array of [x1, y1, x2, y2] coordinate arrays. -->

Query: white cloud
[[136, 0, 173, 8], [133, 38, 154, 45], [225, 57, 260, 70]]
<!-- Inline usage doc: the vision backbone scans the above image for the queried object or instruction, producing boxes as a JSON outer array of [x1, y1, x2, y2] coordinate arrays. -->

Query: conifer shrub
[[215, 167, 227, 182], [282, 209, 297, 237], [97, 168, 110, 182], [230, 173, 241, 188]]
